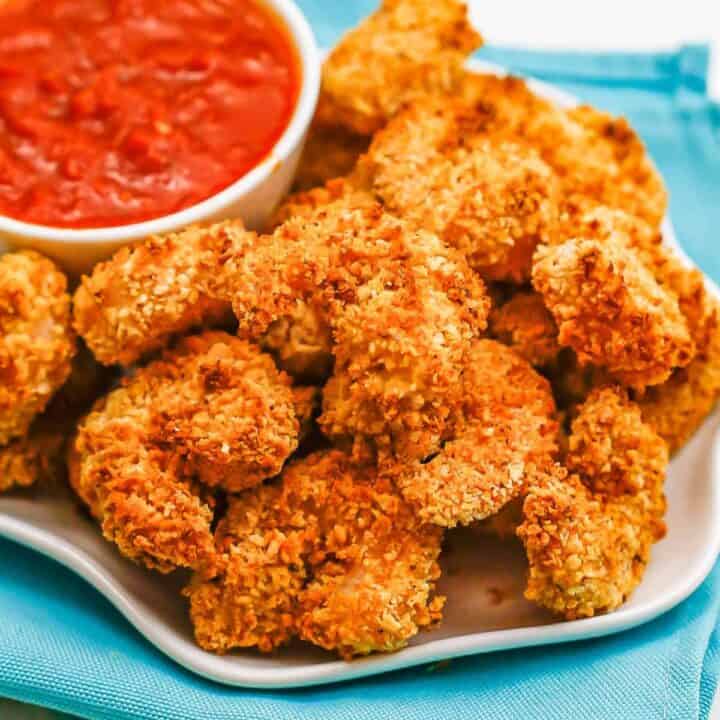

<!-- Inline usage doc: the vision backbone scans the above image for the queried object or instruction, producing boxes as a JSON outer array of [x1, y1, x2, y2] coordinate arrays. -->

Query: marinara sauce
[[0, 0, 300, 228]]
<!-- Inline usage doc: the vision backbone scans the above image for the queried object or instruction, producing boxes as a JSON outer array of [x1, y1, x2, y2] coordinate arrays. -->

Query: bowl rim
[[0, 0, 321, 244]]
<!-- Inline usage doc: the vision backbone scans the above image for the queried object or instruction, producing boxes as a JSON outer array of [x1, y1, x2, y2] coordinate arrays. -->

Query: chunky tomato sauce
[[0, 0, 300, 228]]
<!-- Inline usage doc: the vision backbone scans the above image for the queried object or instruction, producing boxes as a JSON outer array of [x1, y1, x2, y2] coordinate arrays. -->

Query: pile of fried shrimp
[[2, 0, 720, 661]]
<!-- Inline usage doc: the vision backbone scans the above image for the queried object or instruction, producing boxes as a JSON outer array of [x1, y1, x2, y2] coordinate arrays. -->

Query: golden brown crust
[[200, 194, 490, 462], [317, 0, 481, 135], [69, 331, 303, 572], [260, 302, 334, 383], [387, 340, 558, 527], [640, 305, 720, 453], [361, 99, 560, 282], [532, 236, 694, 388], [518, 387, 667, 619], [0, 251, 76, 446], [489, 291, 560, 367], [186, 450, 444, 658], [0, 430, 66, 493], [73, 222, 235, 366], [460, 74, 668, 227]]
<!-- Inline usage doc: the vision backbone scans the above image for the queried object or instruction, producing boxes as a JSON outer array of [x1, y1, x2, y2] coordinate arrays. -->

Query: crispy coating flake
[[0, 251, 76, 446], [518, 387, 667, 619], [360, 99, 560, 282], [640, 305, 720, 453], [292, 124, 370, 193], [489, 291, 560, 367], [69, 331, 302, 572], [532, 236, 694, 388], [185, 450, 444, 658], [316, 0, 481, 135], [200, 195, 490, 462], [73, 222, 235, 366], [387, 340, 558, 527]]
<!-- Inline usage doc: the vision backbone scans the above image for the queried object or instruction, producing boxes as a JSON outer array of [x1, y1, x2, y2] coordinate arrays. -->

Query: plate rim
[[1, 57, 719, 689]]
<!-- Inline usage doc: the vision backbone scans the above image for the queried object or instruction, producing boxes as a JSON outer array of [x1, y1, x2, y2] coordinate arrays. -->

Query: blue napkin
[[2, 2, 720, 717]]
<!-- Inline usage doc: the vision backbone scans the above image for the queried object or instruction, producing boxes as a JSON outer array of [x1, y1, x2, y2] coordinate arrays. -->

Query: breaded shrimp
[[518, 387, 667, 619], [0, 251, 76, 446], [69, 332, 304, 572], [640, 308, 720, 453], [460, 74, 668, 227], [0, 345, 114, 494], [387, 340, 558, 527], [199, 195, 490, 462], [532, 236, 694, 387], [489, 291, 560, 367], [73, 222, 235, 366], [292, 124, 370, 193], [316, 0, 481, 135], [561, 203, 717, 352], [185, 450, 444, 658], [360, 99, 560, 282]]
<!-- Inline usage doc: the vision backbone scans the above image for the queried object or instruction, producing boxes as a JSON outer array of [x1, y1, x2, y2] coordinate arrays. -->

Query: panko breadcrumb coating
[[199, 195, 490, 462], [360, 98, 560, 282], [532, 236, 694, 388], [460, 74, 668, 227], [519, 387, 667, 619], [73, 222, 235, 366], [292, 124, 370, 193], [0, 346, 114, 494], [0, 431, 65, 493], [489, 291, 560, 367], [316, 0, 481, 135], [640, 308, 720, 453], [0, 251, 76, 447], [261, 302, 334, 383], [69, 331, 304, 572], [186, 450, 444, 658], [387, 340, 558, 527]]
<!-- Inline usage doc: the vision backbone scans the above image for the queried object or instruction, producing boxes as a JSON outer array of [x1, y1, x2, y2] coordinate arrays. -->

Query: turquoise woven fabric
[[2, 3, 720, 718]]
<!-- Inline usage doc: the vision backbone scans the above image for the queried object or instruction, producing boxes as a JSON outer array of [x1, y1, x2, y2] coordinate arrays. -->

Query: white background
[[468, 0, 720, 99], [2, 1, 719, 718]]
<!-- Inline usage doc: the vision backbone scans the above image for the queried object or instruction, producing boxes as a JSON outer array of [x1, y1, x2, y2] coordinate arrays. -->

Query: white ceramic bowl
[[0, 0, 321, 275]]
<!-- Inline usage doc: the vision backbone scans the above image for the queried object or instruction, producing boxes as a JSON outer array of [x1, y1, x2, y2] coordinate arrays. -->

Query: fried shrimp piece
[[69, 332, 302, 572], [0, 346, 115, 494], [388, 340, 558, 527], [316, 0, 481, 135], [489, 291, 560, 367], [260, 302, 334, 383], [518, 387, 667, 619], [640, 310, 720, 453], [200, 195, 490, 462], [73, 222, 236, 366], [460, 74, 668, 227], [565, 387, 669, 501], [360, 98, 560, 282], [562, 203, 717, 352], [561, 107, 668, 228], [186, 450, 444, 658], [292, 124, 370, 192], [532, 236, 694, 388], [154, 332, 302, 492], [0, 251, 76, 446]]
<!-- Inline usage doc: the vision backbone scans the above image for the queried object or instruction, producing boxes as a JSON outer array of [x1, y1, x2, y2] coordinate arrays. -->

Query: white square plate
[[1, 59, 719, 689]]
